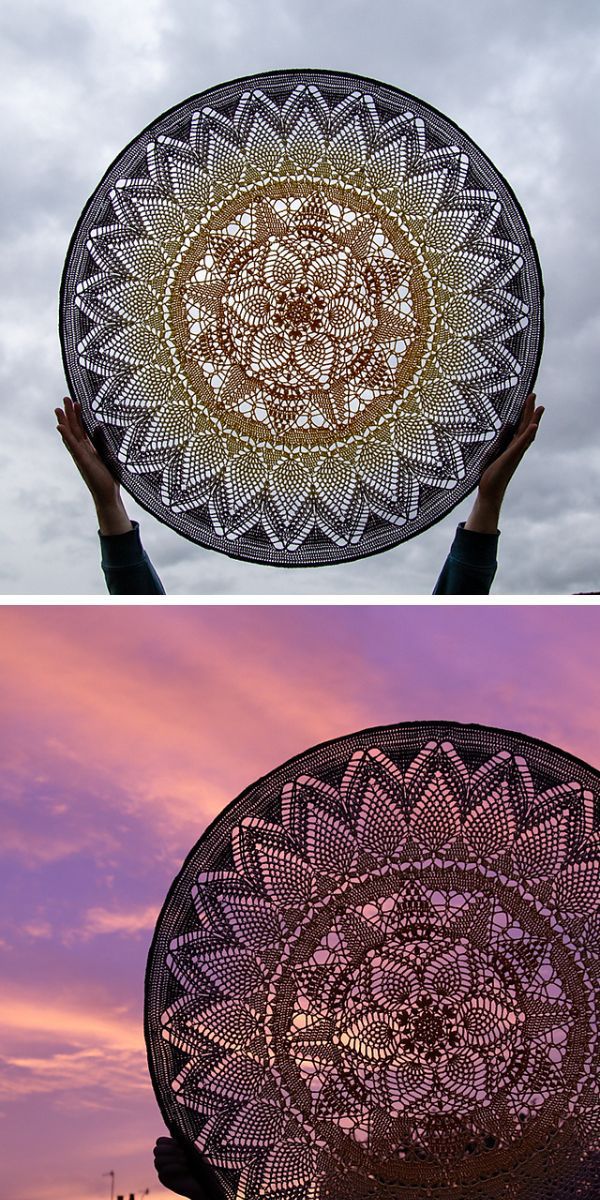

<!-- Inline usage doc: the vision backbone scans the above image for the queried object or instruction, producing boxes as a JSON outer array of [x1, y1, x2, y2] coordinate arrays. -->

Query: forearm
[[464, 493, 501, 535], [94, 495, 134, 536]]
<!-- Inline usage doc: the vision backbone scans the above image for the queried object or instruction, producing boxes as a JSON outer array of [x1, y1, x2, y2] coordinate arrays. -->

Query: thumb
[[91, 425, 118, 473], [91, 424, 107, 452]]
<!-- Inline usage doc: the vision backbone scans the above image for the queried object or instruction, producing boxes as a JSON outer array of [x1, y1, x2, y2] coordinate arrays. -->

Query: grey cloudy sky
[[1, 0, 599, 594]]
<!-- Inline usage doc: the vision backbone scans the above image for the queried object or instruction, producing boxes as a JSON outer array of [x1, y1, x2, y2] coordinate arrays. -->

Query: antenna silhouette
[[102, 1170, 115, 1200]]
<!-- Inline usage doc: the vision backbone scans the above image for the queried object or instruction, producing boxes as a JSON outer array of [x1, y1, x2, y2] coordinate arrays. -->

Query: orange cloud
[[77, 904, 159, 939], [0, 985, 147, 1106], [0, 608, 378, 857], [0, 1049, 149, 1101], [21, 919, 53, 939], [0, 986, 143, 1053]]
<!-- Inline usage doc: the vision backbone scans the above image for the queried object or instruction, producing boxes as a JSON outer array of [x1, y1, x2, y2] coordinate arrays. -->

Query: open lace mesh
[[145, 723, 599, 1199], [61, 71, 543, 565]]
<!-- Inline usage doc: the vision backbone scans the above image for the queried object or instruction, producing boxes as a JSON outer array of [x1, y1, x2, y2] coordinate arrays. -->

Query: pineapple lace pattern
[[145, 723, 600, 1199], [61, 71, 543, 565]]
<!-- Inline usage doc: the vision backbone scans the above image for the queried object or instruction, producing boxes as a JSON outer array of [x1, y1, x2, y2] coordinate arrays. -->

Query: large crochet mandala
[[61, 71, 543, 566], [145, 723, 599, 1200]]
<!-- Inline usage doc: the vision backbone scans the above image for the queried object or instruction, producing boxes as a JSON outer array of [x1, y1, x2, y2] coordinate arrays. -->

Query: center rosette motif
[[294, 936, 525, 1123], [146, 726, 600, 1200], [177, 198, 419, 435]]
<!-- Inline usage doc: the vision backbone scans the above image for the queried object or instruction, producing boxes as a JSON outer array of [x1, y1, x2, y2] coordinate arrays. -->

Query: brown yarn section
[[168, 183, 431, 447], [62, 71, 543, 564]]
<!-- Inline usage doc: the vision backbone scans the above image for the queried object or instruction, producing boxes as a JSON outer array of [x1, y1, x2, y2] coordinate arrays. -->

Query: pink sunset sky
[[1, 604, 599, 1200]]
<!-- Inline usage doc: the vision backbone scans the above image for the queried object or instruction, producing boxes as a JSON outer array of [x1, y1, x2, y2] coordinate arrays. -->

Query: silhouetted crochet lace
[[145, 723, 599, 1199], [62, 72, 543, 563]]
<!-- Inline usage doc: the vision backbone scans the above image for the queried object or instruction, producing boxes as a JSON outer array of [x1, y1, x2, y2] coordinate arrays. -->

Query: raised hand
[[465, 392, 544, 534], [153, 1136, 230, 1200], [55, 397, 133, 535]]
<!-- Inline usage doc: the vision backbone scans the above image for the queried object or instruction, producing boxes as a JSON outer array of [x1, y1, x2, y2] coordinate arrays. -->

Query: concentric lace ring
[[145, 722, 599, 1199], [61, 71, 543, 565]]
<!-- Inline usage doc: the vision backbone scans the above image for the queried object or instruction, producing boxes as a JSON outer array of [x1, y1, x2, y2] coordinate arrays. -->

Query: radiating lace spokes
[[146, 725, 599, 1199], [62, 73, 542, 564]]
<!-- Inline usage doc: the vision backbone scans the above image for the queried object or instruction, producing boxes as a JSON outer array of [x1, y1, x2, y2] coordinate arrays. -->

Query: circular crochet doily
[[61, 71, 543, 565], [145, 723, 599, 1200]]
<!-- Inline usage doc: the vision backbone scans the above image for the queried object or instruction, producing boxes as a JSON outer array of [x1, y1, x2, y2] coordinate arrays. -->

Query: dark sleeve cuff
[[98, 522, 166, 595], [432, 523, 499, 595], [99, 521, 146, 569], [449, 522, 499, 569]]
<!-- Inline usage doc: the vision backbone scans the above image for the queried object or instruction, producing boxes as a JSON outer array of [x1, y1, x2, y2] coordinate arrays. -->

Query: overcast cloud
[[1, 0, 599, 594]]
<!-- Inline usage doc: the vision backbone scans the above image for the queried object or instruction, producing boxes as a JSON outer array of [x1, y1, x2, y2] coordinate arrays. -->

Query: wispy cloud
[[0, 608, 380, 860], [21, 919, 53, 939], [76, 904, 159, 940], [0, 1050, 149, 1102], [0, 987, 143, 1053], [0, 983, 147, 1110]]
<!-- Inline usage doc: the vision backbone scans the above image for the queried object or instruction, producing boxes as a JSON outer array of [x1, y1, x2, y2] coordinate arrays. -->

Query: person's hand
[[55, 396, 133, 535], [153, 1136, 229, 1200], [465, 392, 544, 534]]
